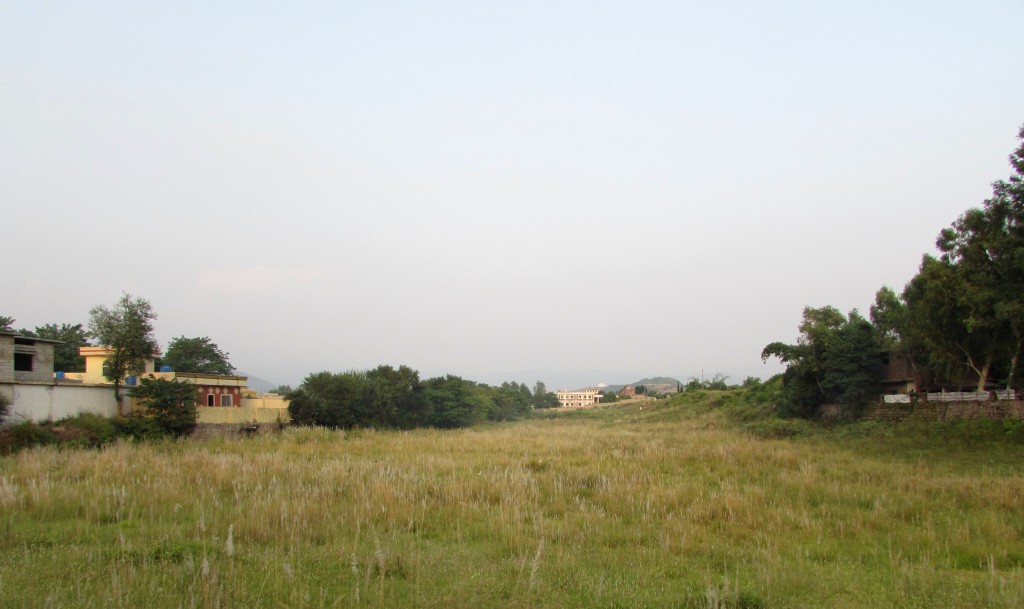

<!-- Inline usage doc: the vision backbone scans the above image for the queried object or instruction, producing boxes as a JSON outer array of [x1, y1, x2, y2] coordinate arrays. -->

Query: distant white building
[[555, 389, 602, 408]]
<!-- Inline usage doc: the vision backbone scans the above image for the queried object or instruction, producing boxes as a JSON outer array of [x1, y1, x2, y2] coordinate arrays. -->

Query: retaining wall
[[863, 399, 1024, 423]]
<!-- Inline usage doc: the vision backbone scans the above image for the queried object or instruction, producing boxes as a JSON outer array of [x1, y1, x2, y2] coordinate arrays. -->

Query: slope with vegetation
[[764, 125, 1024, 418]]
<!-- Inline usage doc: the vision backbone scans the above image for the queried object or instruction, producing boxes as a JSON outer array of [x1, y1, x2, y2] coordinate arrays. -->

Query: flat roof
[[0, 331, 63, 344]]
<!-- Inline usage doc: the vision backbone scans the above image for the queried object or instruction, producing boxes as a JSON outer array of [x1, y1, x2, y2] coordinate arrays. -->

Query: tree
[[899, 256, 1002, 390], [424, 375, 486, 428], [288, 370, 368, 428], [365, 365, 424, 428], [87, 294, 159, 412], [762, 306, 884, 418], [532, 381, 559, 409], [161, 336, 234, 375], [130, 376, 198, 436], [491, 381, 534, 420], [31, 323, 89, 373], [931, 127, 1024, 389], [0, 316, 14, 332]]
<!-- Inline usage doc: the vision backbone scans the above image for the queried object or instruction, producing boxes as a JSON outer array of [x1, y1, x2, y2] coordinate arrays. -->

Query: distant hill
[[603, 377, 682, 393], [236, 372, 278, 394]]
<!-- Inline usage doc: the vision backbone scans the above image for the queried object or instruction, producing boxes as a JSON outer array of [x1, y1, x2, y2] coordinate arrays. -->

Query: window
[[13, 353, 33, 372], [220, 394, 233, 407]]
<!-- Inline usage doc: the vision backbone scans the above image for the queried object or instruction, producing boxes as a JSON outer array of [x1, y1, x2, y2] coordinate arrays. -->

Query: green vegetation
[[0, 412, 182, 454], [289, 366, 537, 429], [766, 125, 1024, 415], [159, 336, 234, 375], [1, 396, 1022, 608], [87, 293, 160, 409], [19, 323, 91, 373], [130, 376, 199, 437]]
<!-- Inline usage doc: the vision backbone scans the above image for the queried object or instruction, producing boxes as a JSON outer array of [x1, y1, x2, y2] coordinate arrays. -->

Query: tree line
[[287, 370, 558, 430], [4, 297, 562, 433], [763, 125, 1024, 418]]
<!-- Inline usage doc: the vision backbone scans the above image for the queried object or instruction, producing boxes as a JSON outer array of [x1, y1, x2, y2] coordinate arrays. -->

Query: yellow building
[[65, 346, 290, 426]]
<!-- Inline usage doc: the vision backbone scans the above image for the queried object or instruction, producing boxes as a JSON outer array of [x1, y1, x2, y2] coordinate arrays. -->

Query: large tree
[[762, 306, 884, 418], [87, 294, 159, 412], [931, 126, 1024, 389], [161, 336, 234, 375], [876, 127, 1024, 391], [0, 316, 14, 332]]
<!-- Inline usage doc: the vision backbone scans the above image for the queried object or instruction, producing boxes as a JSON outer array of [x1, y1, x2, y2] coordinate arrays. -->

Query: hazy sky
[[3, 1, 1022, 389]]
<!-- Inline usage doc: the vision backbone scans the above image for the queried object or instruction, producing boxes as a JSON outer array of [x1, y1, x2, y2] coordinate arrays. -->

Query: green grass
[[1, 398, 1022, 608]]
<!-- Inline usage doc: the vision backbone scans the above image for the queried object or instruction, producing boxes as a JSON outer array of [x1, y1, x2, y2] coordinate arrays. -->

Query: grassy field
[[1, 397, 1022, 608]]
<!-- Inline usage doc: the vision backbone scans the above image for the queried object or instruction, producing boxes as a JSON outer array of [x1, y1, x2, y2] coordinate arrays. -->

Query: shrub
[[112, 415, 168, 441], [55, 413, 118, 447], [129, 376, 198, 436], [0, 421, 59, 453]]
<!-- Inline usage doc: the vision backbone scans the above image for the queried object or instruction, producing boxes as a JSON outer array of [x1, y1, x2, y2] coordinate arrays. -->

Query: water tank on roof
[[126, 375, 137, 386], [55, 371, 65, 379], [160, 365, 172, 372]]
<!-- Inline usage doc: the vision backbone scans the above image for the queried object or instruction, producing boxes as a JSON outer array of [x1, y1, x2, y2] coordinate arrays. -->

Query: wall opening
[[14, 353, 33, 372]]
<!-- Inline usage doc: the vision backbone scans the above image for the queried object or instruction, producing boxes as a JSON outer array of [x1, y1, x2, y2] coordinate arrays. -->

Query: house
[[0, 331, 60, 385], [555, 389, 602, 408], [0, 332, 117, 422], [64, 346, 290, 426]]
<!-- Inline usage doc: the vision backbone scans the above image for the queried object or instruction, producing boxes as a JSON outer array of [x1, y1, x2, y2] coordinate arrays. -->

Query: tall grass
[[1, 401, 1022, 608]]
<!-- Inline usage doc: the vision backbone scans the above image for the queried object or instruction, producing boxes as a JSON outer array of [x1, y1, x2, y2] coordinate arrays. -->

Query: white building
[[555, 389, 602, 408]]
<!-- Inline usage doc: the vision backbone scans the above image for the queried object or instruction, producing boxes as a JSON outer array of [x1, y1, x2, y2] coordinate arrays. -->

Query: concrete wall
[[196, 402, 290, 425], [0, 336, 15, 383], [2, 383, 118, 423], [863, 400, 1024, 423]]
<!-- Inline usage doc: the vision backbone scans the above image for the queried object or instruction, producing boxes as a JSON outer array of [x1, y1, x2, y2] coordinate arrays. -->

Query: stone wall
[[863, 399, 1024, 423]]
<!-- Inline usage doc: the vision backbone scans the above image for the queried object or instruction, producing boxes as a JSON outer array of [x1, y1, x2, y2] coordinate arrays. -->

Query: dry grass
[[1, 401, 1022, 608]]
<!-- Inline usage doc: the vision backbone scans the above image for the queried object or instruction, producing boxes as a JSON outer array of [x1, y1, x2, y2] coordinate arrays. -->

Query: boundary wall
[[863, 399, 1024, 423], [1, 383, 118, 422]]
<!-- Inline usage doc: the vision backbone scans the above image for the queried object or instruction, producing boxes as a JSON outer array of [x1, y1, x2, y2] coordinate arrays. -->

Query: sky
[[2, 1, 1023, 390]]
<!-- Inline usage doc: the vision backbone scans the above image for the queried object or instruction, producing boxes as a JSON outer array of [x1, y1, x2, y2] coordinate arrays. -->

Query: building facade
[[555, 389, 602, 408]]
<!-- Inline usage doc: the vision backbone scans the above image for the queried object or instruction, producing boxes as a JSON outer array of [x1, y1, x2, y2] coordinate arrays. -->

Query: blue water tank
[[160, 365, 172, 372], [55, 371, 65, 379], [126, 375, 137, 386]]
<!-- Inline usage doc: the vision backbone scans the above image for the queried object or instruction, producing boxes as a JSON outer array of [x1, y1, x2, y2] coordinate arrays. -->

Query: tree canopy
[[130, 376, 198, 436], [768, 125, 1024, 415], [30, 323, 90, 373], [161, 336, 234, 375], [288, 366, 535, 430], [873, 126, 1024, 391], [762, 307, 884, 418], [87, 294, 159, 410]]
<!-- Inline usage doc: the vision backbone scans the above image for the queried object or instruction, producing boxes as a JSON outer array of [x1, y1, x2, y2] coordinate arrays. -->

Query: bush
[[129, 377, 197, 436], [0, 391, 10, 422], [112, 415, 168, 441], [55, 413, 118, 447], [0, 421, 59, 453]]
